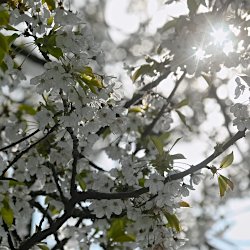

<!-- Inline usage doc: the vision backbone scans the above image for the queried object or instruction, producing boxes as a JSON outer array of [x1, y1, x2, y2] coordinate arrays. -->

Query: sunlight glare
[[195, 48, 206, 60], [211, 28, 228, 45]]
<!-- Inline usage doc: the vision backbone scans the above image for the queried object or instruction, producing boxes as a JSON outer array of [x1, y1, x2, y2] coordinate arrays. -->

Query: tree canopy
[[0, 0, 250, 249]]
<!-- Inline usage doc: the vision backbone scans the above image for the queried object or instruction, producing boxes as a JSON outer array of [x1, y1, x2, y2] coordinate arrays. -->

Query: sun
[[210, 27, 229, 45]]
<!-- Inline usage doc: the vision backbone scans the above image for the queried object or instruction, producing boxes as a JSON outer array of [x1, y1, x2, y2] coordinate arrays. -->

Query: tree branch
[[46, 162, 67, 204], [141, 70, 186, 137], [1, 124, 59, 177], [124, 69, 171, 108], [0, 129, 39, 152], [75, 129, 246, 201]]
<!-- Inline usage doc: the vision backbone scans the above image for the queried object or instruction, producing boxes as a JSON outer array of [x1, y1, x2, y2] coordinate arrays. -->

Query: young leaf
[[175, 99, 189, 109], [179, 201, 190, 207], [220, 175, 234, 191], [107, 218, 135, 243], [132, 64, 153, 82], [218, 175, 227, 197], [170, 153, 186, 160], [150, 136, 164, 155], [0, 33, 9, 52], [0, 9, 9, 26], [164, 211, 181, 232], [220, 151, 234, 169], [218, 175, 234, 197], [169, 137, 182, 151], [128, 106, 144, 113], [42, 0, 56, 10], [1, 205, 14, 227], [176, 110, 192, 131], [37, 244, 50, 250]]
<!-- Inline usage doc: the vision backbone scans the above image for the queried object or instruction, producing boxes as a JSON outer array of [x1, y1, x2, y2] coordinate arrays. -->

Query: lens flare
[[211, 28, 228, 45], [195, 48, 206, 60]]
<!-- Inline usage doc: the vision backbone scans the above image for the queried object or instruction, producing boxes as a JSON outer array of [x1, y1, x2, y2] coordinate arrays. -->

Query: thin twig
[[67, 127, 80, 196], [0, 129, 39, 152], [141, 70, 186, 137], [46, 162, 67, 204], [1, 124, 58, 177], [124, 69, 171, 108]]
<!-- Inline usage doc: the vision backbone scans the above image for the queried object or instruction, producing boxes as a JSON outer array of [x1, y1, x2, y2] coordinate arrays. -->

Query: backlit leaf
[[107, 218, 135, 243], [0, 9, 9, 26], [179, 201, 190, 207], [132, 64, 153, 82], [1, 204, 14, 227], [151, 136, 164, 155], [42, 0, 56, 10], [164, 211, 181, 232], [37, 244, 50, 250], [176, 110, 192, 131], [175, 99, 189, 109], [220, 151, 234, 169], [218, 174, 234, 197]]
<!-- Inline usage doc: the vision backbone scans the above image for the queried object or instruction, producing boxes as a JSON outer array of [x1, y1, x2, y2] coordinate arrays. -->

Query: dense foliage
[[0, 0, 250, 249]]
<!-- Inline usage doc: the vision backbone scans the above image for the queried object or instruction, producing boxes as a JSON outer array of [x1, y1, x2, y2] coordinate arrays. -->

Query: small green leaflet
[[218, 174, 234, 197], [150, 135, 164, 155], [179, 200, 190, 207], [174, 98, 189, 109], [37, 243, 50, 250], [0, 9, 10, 26], [220, 151, 234, 169], [132, 64, 153, 82], [170, 153, 186, 160], [107, 218, 135, 243], [1, 200, 14, 227], [175, 110, 192, 131], [42, 0, 56, 10], [164, 211, 181, 232]]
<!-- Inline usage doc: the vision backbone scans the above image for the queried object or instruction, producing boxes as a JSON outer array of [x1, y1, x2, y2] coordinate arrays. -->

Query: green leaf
[[150, 135, 164, 155], [1, 203, 14, 227], [37, 243, 50, 250], [170, 153, 186, 160], [220, 151, 234, 169], [76, 173, 87, 191], [7, 33, 19, 44], [19, 104, 37, 115], [0, 9, 9, 26], [164, 211, 181, 232], [5, 24, 18, 31], [128, 106, 144, 113], [179, 200, 190, 207], [114, 234, 135, 243], [169, 137, 182, 151], [42, 0, 56, 10], [107, 218, 135, 243], [47, 46, 63, 59], [175, 99, 189, 109], [218, 175, 227, 197], [220, 175, 234, 190], [218, 175, 234, 197], [176, 110, 192, 131], [0, 33, 9, 52], [187, 0, 199, 15], [132, 64, 153, 82], [159, 131, 171, 142]]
